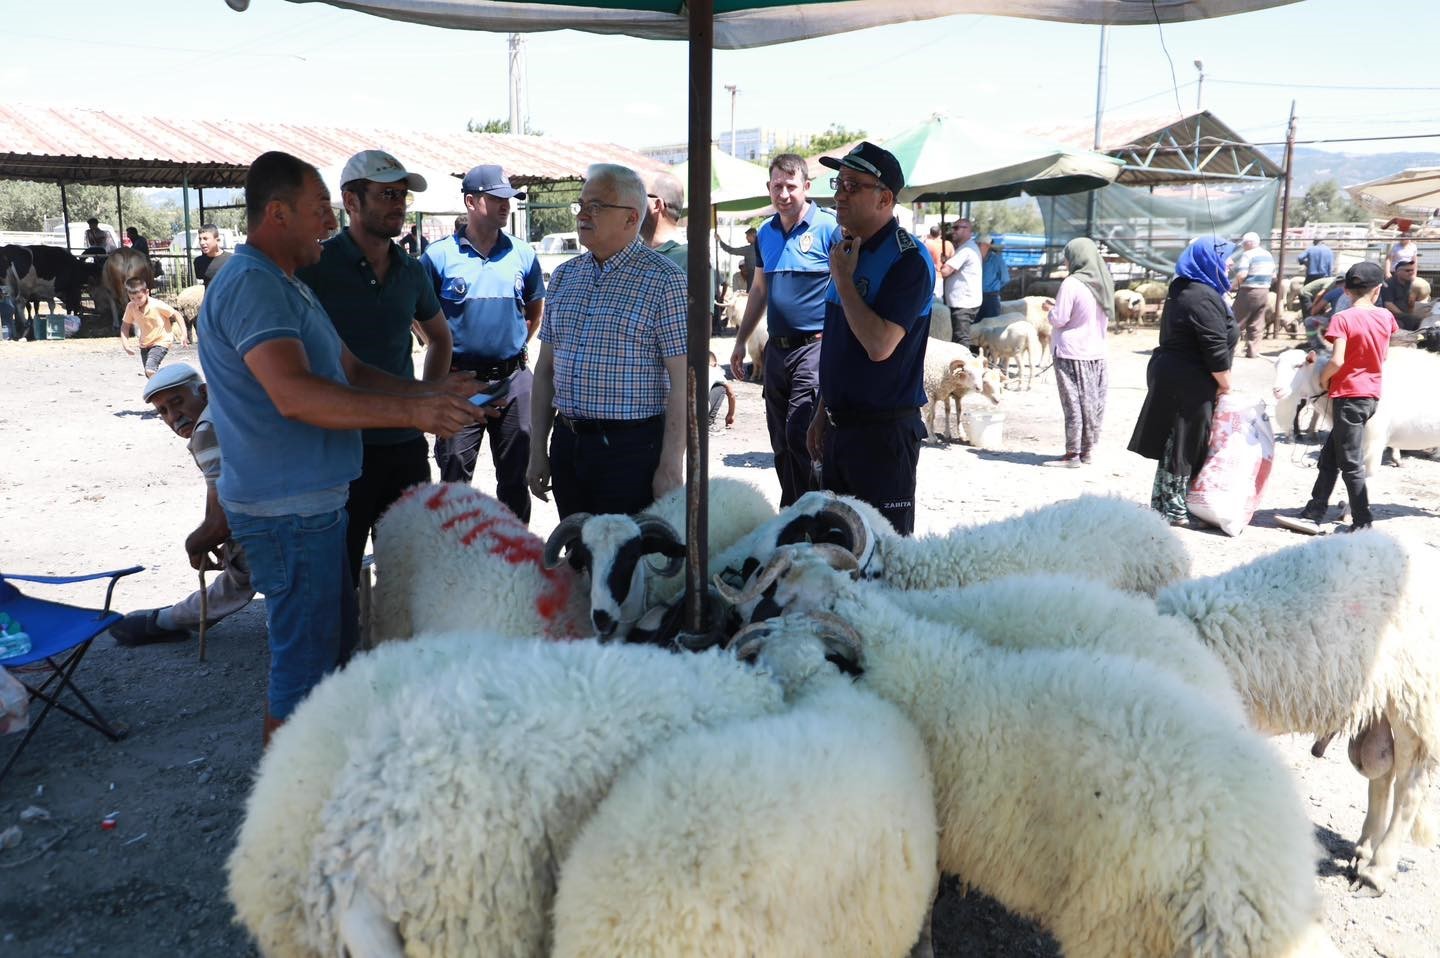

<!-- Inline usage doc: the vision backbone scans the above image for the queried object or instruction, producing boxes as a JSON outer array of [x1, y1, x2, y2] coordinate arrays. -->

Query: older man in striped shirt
[[528, 164, 689, 519]]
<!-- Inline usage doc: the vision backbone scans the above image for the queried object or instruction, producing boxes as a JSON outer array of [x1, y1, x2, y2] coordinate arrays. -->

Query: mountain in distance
[[1261, 146, 1440, 194]]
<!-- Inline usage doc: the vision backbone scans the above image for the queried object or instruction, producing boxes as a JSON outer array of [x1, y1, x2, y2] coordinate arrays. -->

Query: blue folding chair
[[0, 566, 143, 789]]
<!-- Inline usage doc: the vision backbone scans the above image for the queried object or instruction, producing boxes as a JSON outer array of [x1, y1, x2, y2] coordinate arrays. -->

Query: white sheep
[[1113, 288, 1145, 328], [228, 629, 513, 958], [996, 296, 1054, 353], [731, 492, 1190, 598], [1273, 346, 1440, 472], [233, 633, 791, 958], [1156, 530, 1440, 895], [719, 573, 1339, 958], [542, 477, 775, 640], [973, 315, 1042, 389], [551, 658, 936, 958], [878, 569, 1243, 715], [175, 283, 205, 327], [921, 338, 999, 444], [368, 482, 588, 645]]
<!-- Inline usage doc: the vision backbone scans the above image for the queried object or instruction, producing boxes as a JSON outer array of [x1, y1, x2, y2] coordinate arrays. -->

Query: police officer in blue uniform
[[422, 164, 544, 525], [807, 142, 935, 536], [729, 154, 839, 506]]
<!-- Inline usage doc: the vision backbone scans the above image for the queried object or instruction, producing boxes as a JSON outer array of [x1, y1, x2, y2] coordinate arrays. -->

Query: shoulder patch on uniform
[[897, 230, 917, 253]]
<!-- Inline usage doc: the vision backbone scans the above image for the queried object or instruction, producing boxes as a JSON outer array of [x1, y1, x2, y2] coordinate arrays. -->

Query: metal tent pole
[[1085, 25, 1108, 239], [182, 169, 195, 286], [115, 184, 124, 243], [683, 0, 714, 635], [198, 187, 206, 228], [1273, 101, 1298, 316], [59, 184, 71, 252]]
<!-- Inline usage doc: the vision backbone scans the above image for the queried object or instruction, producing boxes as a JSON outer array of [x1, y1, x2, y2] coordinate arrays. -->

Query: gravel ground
[[0, 327, 1436, 957]]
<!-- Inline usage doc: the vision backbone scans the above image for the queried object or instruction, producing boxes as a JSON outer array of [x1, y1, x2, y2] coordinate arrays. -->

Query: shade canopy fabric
[[286, 0, 1302, 48], [671, 147, 835, 212], [1347, 167, 1440, 217], [882, 114, 1123, 204]]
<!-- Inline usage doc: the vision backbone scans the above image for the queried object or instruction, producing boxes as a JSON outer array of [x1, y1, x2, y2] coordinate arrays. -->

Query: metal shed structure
[[1049, 109, 1282, 186], [0, 102, 662, 277]]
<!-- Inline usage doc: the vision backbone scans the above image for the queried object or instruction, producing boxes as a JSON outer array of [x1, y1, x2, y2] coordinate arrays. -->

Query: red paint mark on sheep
[[425, 486, 450, 511]]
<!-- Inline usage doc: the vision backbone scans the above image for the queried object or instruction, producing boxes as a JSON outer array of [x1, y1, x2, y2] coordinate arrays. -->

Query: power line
[[1210, 78, 1440, 93]]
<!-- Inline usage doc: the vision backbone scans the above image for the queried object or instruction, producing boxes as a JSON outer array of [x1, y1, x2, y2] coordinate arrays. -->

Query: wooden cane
[[197, 566, 209, 662]]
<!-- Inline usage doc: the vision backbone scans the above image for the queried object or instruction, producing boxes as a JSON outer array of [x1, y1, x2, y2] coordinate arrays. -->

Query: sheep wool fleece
[[228, 629, 514, 958], [552, 680, 937, 958], [751, 568, 1328, 958], [298, 639, 788, 958], [370, 482, 587, 644]]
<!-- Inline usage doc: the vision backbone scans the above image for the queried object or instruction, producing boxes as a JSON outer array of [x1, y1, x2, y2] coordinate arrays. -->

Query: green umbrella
[[671, 146, 834, 212], [884, 114, 1123, 204], [250, 0, 1302, 632]]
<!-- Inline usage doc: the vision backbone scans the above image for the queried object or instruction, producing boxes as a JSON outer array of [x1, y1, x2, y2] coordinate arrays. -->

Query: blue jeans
[[225, 508, 358, 720]]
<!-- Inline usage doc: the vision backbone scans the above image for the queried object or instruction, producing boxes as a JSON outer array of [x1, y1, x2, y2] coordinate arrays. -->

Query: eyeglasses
[[571, 200, 635, 217], [830, 176, 888, 195]]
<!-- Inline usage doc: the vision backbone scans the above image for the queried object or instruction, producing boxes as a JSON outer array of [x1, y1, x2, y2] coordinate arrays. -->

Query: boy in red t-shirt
[[1279, 261, 1399, 534]]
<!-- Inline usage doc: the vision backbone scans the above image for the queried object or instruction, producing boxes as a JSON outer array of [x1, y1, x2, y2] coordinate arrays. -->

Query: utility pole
[[507, 34, 527, 135], [1194, 59, 1204, 112], [1084, 25, 1108, 241], [723, 83, 738, 157], [1273, 100, 1298, 314]]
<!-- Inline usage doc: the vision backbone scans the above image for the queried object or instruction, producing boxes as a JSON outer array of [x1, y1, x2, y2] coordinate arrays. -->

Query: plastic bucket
[[962, 411, 1005, 449]]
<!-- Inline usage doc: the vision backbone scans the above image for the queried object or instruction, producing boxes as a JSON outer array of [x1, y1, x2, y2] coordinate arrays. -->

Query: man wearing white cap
[[1229, 230, 1274, 358], [109, 364, 256, 645], [298, 149, 454, 585]]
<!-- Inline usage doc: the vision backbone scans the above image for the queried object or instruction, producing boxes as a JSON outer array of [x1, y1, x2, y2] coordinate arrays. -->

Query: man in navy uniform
[[806, 142, 934, 536], [422, 164, 544, 524], [729, 153, 839, 506]]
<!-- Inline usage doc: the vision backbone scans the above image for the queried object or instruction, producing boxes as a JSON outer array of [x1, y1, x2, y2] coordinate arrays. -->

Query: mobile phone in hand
[[469, 370, 517, 407]]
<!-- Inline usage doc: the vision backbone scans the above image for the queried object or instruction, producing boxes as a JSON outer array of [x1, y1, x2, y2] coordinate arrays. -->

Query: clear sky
[[7, 0, 1439, 158]]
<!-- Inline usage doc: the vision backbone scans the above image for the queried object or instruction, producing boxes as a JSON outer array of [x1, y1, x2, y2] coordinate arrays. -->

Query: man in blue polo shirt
[[423, 164, 544, 524], [199, 151, 488, 742], [806, 142, 934, 536], [729, 153, 838, 506], [298, 150, 455, 586]]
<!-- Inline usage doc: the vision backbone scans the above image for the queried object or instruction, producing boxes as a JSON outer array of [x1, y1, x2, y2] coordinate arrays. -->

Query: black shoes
[[110, 609, 189, 647]]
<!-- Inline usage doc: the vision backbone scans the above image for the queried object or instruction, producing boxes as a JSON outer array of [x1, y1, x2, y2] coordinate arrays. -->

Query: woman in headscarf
[[1044, 237, 1115, 467], [1127, 235, 1239, 525]]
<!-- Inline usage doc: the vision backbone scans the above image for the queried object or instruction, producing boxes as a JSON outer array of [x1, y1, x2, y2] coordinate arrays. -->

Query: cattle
[[2, 245, 90, 320], [93, 248, 154, 329]]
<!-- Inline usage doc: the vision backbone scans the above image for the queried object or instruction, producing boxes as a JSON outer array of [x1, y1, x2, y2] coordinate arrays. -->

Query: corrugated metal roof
[[1043, 110, 1281, 186], [0, 103, 665, 189]]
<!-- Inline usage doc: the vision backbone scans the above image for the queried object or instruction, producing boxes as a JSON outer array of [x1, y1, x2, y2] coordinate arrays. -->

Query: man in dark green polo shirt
[[298, 149, 455, 585]]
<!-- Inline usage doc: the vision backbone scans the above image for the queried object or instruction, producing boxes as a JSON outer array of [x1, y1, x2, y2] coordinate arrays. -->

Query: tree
[[467, 117, 542, 136], [522, 180, 582, 242], [0, 180, 184, 240], [772, 124, 865, 160], [1291, 179, 1366, 226], [970, 199, 1044, 236]]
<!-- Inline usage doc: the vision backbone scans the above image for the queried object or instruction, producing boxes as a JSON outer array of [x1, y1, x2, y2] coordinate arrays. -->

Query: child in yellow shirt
[[119, 278, 184, 378]]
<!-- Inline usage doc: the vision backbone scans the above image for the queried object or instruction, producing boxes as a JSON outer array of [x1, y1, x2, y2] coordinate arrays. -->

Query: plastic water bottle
[[0, 613, 31, 660]]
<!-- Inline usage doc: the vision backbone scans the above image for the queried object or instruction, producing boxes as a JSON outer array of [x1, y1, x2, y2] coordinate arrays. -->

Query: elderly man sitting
[[109, 364, 255, 646]]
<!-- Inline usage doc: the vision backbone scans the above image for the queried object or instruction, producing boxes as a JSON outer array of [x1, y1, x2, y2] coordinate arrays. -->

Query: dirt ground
[[1, 326, 1437, 957]]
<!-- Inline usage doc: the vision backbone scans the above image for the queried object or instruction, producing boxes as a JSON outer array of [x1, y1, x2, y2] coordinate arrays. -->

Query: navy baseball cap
[[461, 164, 526, 200], [819, 141, 905, 194]]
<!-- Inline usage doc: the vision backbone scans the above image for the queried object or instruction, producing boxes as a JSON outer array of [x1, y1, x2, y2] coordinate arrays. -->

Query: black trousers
[[822, 414, 926, 536], [1305, 396, 1377, 527], [345, 437, 432, 587], [949, 306, 979, 353], [434, 368, 533, 525], [763, 339, 822, 507], [550, 417, 664, 519]]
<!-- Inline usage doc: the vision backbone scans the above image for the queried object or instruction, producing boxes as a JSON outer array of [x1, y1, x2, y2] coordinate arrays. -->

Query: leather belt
[[452, 351, 526, 380], [556, 413, 664, 435], [772, 332, 821, 350], [825, 406, 917, 428]]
